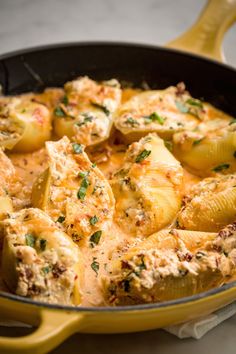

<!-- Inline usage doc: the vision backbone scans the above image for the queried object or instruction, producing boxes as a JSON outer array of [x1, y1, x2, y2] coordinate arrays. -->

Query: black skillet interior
[[0, 42, 236, 117]]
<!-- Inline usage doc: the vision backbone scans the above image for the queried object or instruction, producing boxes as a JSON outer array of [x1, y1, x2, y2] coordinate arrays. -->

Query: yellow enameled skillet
[[0, 0, 236, 353]]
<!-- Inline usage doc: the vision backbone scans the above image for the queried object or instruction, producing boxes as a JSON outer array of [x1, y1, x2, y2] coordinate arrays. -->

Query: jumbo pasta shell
[[0, 98, 51, 152], [32, 136, 115, 245], [104, 226, 236, 305], [110, 133, 183, 237], [1, 208, 83, 305]]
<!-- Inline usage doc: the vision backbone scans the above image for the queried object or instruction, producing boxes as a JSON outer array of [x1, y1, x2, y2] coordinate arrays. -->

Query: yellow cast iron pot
[[1, 0, 236, 353]]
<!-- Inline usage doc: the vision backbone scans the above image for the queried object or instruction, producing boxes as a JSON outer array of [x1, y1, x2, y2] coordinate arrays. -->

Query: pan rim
[[0, 40, 235, 73], [1, 279, 236, 312]]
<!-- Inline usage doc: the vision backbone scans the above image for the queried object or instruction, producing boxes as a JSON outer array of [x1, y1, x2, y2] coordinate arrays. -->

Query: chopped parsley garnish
[[57, 215, 65, 223], [145, 112, 165, 125], [76, 114, 94, 126], [212, 163, 230, 172], [164, 140, 173, 151], [91, 258, 99, 275], [54, 106, 66, 117], [144, 136, 152, 143], [193, 138, 204, 146], [175, 101, 189, 113], [77, 176, 89, 200], [176, 99, 203, 119], [134, 255, 146, 276], [42, 266, 50, 275], [91, 102, 110, 116], [91, 162, 96, 168], [90, 230, 102, 247], [229, 119, 236, 125], [126, 117, 139, 126], [39, 239, 47, 251], [92, 185, 98, 195], [195, 251, 206, 259], [79, 170, 89, 178], [138, 255, 146, 272], [135, 149, 151, 163], [25, 234, 35, 248], [61, 95, 69, 105], [89, 215, 99, 226], [186, 98, 203, 109], [72, 143, 82, 154]]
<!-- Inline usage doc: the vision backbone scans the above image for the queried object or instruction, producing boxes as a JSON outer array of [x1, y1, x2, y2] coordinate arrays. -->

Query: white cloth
[[164, 302, 236, 339], [1, 303, 236, 339]]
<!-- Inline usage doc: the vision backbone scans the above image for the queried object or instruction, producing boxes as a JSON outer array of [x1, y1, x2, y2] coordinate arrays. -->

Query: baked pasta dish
[[1, 76, 236, 307]]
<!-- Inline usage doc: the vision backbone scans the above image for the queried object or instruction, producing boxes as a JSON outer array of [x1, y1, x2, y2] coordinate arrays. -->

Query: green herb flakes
[[77, 176, 89, 200], [176, 98, 203, 119], [195, 251, 206, 260], [193, 138, 204, 146], [186, 98, 203, 109], [90, 215, 99, 226], [91, 258, 99, 275], [78, 171, 89, 178], [175, 101, 189, 113], [77, 114, 94, 126], [164, 140, 173, 151], [135, 149, 151, 163], [91, 102, 110, 116], [138, 255, 146, 271], [62, 95, 69, 105], [25, 234, 35, 248], [126, 117, 139, 126], [72, 143, 82, 154], [90, 230, 102, 246], [145, 112, 165, 125], [212, 163, 230, 172], [57, 215, 65, 223], [39, 239, 47, 251], [54, 106, 66, 117], [42, 266, 50, 275]]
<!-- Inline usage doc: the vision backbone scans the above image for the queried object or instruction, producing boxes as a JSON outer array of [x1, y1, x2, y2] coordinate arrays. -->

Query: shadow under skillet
[[47, 313, 236, 354]]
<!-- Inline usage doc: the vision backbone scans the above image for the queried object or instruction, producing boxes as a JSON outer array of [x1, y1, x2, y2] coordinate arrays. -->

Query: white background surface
[[0, 0, 236, 66], [0, 0, 236, 353]]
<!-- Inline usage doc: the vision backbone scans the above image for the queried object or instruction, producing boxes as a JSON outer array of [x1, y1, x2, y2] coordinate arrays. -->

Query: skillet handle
[[166, 0, 236, 62], [0, 309, 84, 354]]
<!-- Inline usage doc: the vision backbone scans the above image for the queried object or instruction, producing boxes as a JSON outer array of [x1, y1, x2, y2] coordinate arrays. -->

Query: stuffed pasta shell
[[32, 136, 115, 245], [53, 76, 121, 146], [177, 174, 236, 232], [0, 96, 52, 152], [0, 149, 15, 219], [104, 225, 236, 305], [173, 126, 236, 176], [114, 83, 231, 142], [110, 133, 183, 237], [1, 208, 83, 305]]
